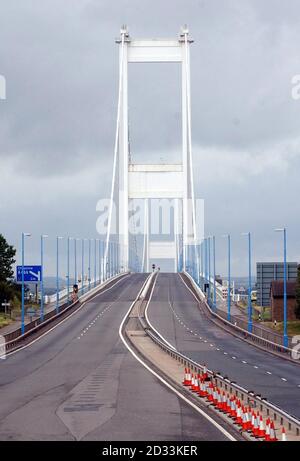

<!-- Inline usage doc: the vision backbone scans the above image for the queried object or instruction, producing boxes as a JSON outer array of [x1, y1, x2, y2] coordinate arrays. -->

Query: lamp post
[[67, 237, 73, 303], [81, 238, 86, 294], [56, 236, 63, 314], [212, 235, 216, 311], [40, 234, 48, 322], [204, 239, 207, 289], [94, 239, 97, 288], [99, 239, 102, 283], [223, 234, 231, 321], [208, 237, 211, 305], [88, 239, 91, 292], [21, 232, 31, 335], [275, 228, 288, 348], [242, 232, 252, 333]]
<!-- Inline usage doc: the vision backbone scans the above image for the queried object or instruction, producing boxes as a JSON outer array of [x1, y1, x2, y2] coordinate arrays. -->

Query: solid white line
[[1, 273, 131, 360], [119, 298, 236, 441], [144, 274, 177, 351]]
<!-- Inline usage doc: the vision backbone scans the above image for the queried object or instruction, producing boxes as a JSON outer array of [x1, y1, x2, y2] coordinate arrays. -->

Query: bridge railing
[[1, 271, 128, 354], [136, 272, 300, 437], [183, 271, 297, 357]]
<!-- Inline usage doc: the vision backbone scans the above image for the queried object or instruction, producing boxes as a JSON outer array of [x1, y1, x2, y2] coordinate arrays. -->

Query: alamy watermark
[[0, 335, 6, 360], [0, 75, 6, 100], [95, 197, 205, 243], [291, 75, 300, 100], [291, 335, 300, 360]]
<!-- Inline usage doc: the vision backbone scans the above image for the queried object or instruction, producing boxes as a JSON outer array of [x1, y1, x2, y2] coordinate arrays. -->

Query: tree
[[0, 234, 16, 282], [295, 265, 300, 320]]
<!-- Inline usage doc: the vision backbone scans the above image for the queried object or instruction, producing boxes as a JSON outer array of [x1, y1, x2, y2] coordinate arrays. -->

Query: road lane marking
[[1, 273, 132, 359], [119, 293, 237, 442], [144, 276, 176, 351]]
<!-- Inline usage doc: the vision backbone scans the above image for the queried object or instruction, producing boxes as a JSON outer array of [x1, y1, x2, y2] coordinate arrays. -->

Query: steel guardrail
[[182, 271, 298, 358], [0, 272, 129, 356], [137, 274, 300, 437]]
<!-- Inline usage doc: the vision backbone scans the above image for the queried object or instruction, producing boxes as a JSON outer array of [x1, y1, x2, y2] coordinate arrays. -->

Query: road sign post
[[1, 301, 10, 316]]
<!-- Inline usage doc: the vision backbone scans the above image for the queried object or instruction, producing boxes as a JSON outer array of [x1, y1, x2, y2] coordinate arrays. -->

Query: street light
[[88, 239, 91, 291], [208, 237, 211, 306], [21, 232, 31, 335], [94, 239, 98, 288], [99, 239, 102, 283], [81, 238, 87, 294], [56, 236, 63, 314], [67, 237, 73, 303], [74, 238, 80, 285], [212, 236, 216, 311], [222, 234, 231, 322], [242, 232, 252, 333], [275, 228, 288, 348], [40, 234, 48, 322]]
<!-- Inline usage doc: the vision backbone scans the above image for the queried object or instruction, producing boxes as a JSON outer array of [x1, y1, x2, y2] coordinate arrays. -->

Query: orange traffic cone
[[193, 376, 199, 393], [252, 413, 259, 437], [182, 368, 188, 386], [269, 421, 277, 442], [183, 368, 191, 386], [258, 415, 265, 438], [241, 409, 248, 431], [265, 419, 270, 441], [235, 403, 243, 426], [190, 374, 195, 391], [281, 427, 287, 442]]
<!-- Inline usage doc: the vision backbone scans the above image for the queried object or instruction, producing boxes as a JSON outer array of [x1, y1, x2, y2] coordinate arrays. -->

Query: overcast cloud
[[0, 0, 300, 276]]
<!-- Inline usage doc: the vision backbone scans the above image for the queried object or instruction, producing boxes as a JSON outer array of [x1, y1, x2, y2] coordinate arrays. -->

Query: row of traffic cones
[[182, 368, 287, 441]]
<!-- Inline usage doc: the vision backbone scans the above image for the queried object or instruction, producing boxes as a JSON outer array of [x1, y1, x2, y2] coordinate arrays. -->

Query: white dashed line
[[242, 361, 247, 364], [281, 378, 287, 382], [267, 371, 272, 375]]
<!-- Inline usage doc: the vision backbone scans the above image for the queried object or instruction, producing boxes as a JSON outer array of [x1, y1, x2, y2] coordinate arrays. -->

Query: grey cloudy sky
[[0, 0, 300, 277]]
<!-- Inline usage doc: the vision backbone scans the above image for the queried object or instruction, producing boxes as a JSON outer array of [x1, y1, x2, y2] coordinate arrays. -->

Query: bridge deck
[[0, 274, 226, 441], [147, 273, 300, 419]]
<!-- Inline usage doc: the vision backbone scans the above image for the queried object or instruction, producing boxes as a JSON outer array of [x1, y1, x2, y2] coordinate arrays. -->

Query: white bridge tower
[[105, 26, 198, 273]]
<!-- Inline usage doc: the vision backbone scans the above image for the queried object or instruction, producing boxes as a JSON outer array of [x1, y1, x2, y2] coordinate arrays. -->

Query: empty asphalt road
[[0, 273, 229, 441], [147, 273, 300, 419]]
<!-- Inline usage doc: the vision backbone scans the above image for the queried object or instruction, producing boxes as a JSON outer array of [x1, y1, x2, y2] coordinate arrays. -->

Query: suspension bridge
[[0, 27, 299, 442]]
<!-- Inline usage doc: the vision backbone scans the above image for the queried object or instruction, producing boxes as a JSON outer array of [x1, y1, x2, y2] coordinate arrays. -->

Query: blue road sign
[[17, 265, 42, 283]]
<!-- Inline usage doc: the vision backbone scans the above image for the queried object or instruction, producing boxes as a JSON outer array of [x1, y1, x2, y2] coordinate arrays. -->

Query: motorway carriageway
[[147, 273, 300, 419], [0, 274, 229, 441]]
